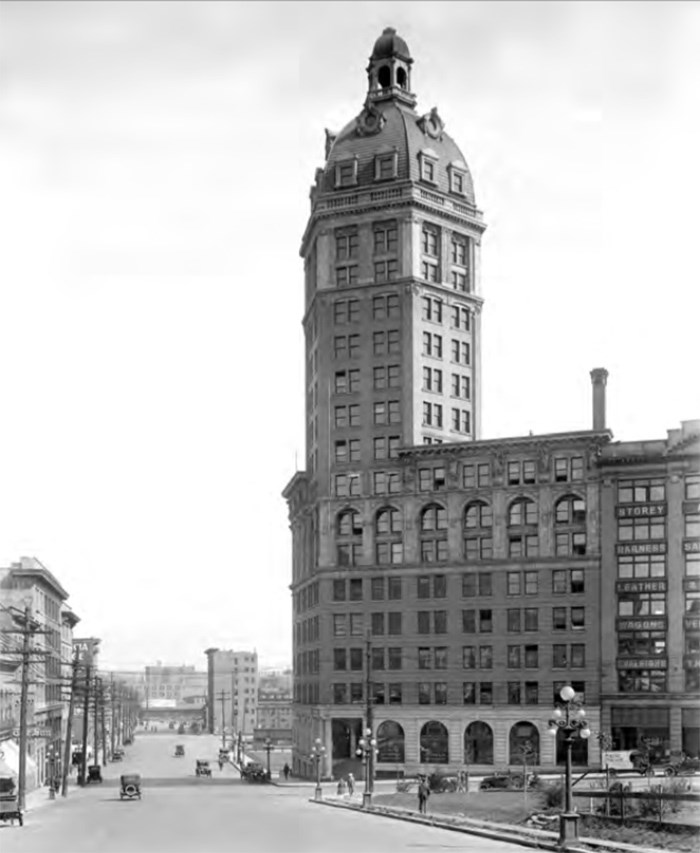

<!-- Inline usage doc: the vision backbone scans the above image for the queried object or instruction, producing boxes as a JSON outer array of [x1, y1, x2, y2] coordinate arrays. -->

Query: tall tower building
[[285, 28, 487, 778]]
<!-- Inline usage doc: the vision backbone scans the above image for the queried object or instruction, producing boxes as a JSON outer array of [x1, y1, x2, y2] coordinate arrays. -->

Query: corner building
[[285, 29, 606, 779]]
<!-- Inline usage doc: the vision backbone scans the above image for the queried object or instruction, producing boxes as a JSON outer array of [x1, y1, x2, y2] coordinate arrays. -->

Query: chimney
[[590, 368, 609, 431]]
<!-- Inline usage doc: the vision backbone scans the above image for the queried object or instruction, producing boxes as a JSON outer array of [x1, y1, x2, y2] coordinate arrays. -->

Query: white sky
[[1, 1, 698, 671]]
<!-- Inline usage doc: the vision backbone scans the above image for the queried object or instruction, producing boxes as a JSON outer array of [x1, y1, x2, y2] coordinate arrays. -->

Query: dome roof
[[322, 100, 475, 205], [371, 27, 411, 61]]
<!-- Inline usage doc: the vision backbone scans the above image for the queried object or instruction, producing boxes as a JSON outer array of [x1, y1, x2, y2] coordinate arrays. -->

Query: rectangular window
[[336, 266, 358, 288], [349, 614, 364, 636], [462, 610, 476, 633], [371, 648, 385, 670], [479, 682, 493, 704], [371, 577, 384, 601], [388, 611, 402, 634], [525, 682, 539, 705], [451, 235, 467, 266], [451, 270, 468, 291], [388, 578, 402, 600], [373, 222, 398, 255], [507, 572, 521, 596], [552, 606, 567, 631], [333, 614, 347, 637], [463, 646, 476, 669], [508, 682, 521, 704], [479, 646, 493, 669], [333, 683, 347, 704], [350, 683, 363, 703], [349, 648, 363, 670], [618, 478, 666, 504], [388, 683, 402, 704], [508, 609, 521, 632], [524, 645, 539, 668], [463, 682, 476, 704], [422, 226, 439, 256], [421, 261, 439, 282], [507, 645, 521, 668], [418, 647, 432, 669], [333, 580, 346, 602], [479, 609, 493, 633]]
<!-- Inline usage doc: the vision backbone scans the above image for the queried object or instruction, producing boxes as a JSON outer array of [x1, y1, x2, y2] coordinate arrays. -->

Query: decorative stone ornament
[[355, 102, 386, 137], [418, 107, 445, 140]]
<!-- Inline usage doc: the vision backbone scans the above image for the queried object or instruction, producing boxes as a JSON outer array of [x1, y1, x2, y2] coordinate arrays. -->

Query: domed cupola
[[366, 27, 416, 108]]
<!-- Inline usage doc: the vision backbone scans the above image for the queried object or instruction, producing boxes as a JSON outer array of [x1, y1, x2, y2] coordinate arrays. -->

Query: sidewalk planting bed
[[372, 791, 699, 852]]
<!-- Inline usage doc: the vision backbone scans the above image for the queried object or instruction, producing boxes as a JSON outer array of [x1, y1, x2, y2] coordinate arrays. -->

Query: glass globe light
[[560, 685, 576, 702], [314, 737, 321, 747], [548, 726, 558, 737], [366, 727, 372, 737], [370, 738, 377, 747], [580, 726, 591, 739], [577, 708, 587, 718], [359, 738, 366, 749], [553, 708, 563, 720]]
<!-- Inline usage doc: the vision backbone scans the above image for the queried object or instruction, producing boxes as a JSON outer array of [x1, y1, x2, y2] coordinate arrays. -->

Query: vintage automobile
[[120, 774, 142, 800], [662, 753, 700, 776], [241, 762, 269, 783], [175, 745, 185, 758], [195, 760, 212, 778], [112, 748, 125, 762], [87, 764, 103, 784], [479, 772, 538, 791], [0, 776, 22, 827]]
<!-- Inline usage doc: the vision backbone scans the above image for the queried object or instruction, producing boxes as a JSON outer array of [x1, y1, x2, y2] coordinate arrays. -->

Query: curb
[[310, 798, 670, 853]]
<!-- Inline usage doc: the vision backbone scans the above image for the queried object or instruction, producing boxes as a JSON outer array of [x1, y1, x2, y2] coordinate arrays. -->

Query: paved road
[[2, 733, 531, 853]]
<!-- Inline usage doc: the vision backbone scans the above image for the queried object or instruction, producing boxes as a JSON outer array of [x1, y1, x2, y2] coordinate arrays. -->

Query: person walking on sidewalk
[[283, 763, 291, 781], [346, 772, 355, 796], [418, 776, 430, 814]]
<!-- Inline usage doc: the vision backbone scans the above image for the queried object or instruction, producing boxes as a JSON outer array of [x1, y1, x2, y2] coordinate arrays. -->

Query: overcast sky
[[1, 1, 698, 671]]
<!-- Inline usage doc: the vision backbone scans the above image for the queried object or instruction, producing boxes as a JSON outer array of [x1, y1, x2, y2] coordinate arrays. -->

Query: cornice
[[300, 189, 486, 257], [399, 431, 612, 460]]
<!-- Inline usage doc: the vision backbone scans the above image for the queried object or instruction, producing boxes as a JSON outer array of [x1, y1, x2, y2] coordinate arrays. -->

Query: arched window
[[464, 501, 493, 561], [336, 508, 362, 567], [337, 509, 362, 537], [375, 507, 403, 565], [507, 498, 538, 558], [378, 65, 391, 89], [396, 67, 407, 89], [554, 495, 587, 556], [420, 504, 448, 563], [420, 721, 448, 764], [421, 504, 447, 531], [509, 721, 540, 765], [464, 721, 493, 765], [508, 498, 537, 527], [377, 721, 405, 763]]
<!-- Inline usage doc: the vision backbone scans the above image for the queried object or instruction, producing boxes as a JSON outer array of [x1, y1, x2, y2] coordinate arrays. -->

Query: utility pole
[[79, 662, 91, 784], [17, 604, 33, 811], [365, 632, 374, 798], [61, 649, 80, 797], [100, 679, 107, 764], [110, 675, 116, 758], [216, 690, 230, 750], [93, 675, 100, 767]]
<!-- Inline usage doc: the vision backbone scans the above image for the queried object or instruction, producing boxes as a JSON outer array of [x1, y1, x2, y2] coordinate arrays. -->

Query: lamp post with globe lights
[[548, 685, 591, 846], [356, 728, 378, 808], [311, 738, 325, 801]]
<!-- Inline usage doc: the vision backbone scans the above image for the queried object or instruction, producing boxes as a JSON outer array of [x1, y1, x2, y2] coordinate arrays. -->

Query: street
[[2, 732, 532, 852]]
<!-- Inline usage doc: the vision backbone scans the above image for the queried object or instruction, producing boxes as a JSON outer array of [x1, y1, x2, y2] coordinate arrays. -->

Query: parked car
[[479, 772, 538, 791]]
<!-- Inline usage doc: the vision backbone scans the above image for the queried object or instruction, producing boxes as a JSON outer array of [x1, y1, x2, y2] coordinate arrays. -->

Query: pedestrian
[[218, 758, 224, 771], [346, 772, 355, 796], [283, 762, 291, 781], [418, 776, 430, 814]]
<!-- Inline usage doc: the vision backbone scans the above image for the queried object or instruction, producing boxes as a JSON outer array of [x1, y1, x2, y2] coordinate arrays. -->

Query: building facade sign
[[616, 617, 666, 631], [72, 638, 100, 664], [616, 503, 666, 518], [683, 655, 700, 670], [683, 501, 700, 515], [684, 578, 700, 593], [616, 658, 667, 670], [683, 539, 700, 554], [615, 579, 667, 594], [616, 542, 667, 556], [685, 616, 700, 632]]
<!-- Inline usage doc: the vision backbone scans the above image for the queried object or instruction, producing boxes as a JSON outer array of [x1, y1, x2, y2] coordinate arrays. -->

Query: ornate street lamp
[[356, 727, 378, 808], [311, 738, 326, 801], [263, 737, 273, 781], [548, 685, 591, 846]]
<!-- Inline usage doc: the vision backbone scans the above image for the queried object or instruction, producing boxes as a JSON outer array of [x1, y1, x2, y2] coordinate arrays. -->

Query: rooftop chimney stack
[[590, 368, 609, 431]]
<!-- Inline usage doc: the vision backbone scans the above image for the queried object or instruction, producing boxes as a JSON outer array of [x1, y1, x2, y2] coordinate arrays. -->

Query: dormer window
[[448, 162, 468, 196], [335, 156, 359, 189], [418, 149, 438, 185], [374, 150, 398, 182]]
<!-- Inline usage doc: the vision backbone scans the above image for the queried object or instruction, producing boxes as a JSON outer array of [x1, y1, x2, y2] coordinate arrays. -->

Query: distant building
[[204, 649, 258, 736], [145, 664, 207, 707], [257, 691, 293, 731]]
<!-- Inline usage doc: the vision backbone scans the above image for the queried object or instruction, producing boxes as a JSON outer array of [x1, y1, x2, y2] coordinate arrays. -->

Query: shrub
[[535, 778, 564, 810]]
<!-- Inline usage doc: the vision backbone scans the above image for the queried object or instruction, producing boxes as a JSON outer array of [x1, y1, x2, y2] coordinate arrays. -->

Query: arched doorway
[[464, 721, 494, 765], [509, 721, 540, 765], [377, 721, 405, 763], [420, 721, 449, 764]]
